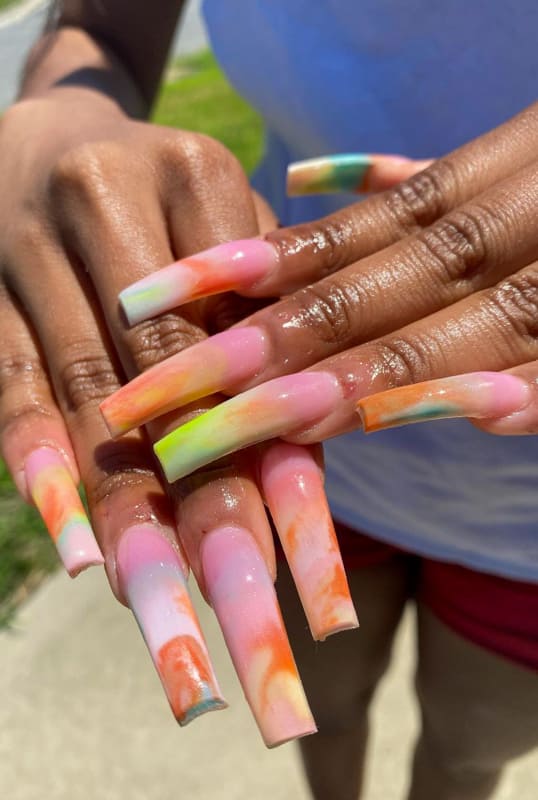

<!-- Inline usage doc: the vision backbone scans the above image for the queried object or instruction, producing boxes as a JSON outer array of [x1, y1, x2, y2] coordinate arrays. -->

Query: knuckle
[[486, 268, 538, 343], [272, 214, 357, 275], [0, 354, 43, 392], [383, 160, 458, 235], [48, 141, 128, 207], [88, 441, 156, 509], [59, 345, 119, 413], [127, 313, 205, 374], [417, 206, 495, 285], [373, 335, 439, 388], [160, 133, 245, 194], [1, 403, 55, 439], [294, 279, 363, 347]]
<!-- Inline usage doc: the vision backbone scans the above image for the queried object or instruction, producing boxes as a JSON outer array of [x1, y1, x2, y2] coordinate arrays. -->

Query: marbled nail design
[[101, 327, 267, 438], [201, 526, 316, 747], [261, 443, 358, 641], [357, 372, 531, 433], [119, 240, 277, 325], [154, 371, 342, 483], [287, 153, 430, 195], [25, 446, 103, 577], [117, 524, 227, 725]]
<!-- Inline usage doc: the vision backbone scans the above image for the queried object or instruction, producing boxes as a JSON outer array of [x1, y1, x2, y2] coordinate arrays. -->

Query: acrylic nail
[[201, 525, 316, 747], [24, 446, 103, 577], [116, 524, 227, 725], [261, 443, 358, 641], [357, 372, 531, 433], [286, 153, 430, 196], [119, 240, 278, 325], [154, 371, 342, 483], [101, 327, 267, 438]]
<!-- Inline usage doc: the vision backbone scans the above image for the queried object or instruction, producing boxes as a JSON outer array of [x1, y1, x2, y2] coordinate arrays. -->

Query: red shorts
[[279, 521, 538, 672]]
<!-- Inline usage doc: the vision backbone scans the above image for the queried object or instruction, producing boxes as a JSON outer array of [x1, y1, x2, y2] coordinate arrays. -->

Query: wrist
[[19, 27, 147, 119]]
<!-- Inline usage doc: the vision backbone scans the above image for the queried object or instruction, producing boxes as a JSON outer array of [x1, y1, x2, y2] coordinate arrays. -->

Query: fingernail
[[261, 443, 358, 641], [24, 446, 103, 577], [154, 371, 342, 483], [101, 327, 267, 437], [116, 524, 227, 725], [287, 153, 428, 195], [357, 372, 531, 432], [201, 525, 316, 747], [119, 240, 278, 325]]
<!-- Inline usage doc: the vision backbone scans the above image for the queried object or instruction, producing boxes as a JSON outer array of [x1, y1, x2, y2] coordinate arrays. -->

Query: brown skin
[[2, 4, 536, 798]]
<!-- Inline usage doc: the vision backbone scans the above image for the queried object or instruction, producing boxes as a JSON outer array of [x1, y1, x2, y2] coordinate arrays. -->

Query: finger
[[474, 363, 538, 435], [286, 153, 433, 196], [105, 158, 538, 434], [150, 257, 538, 474], [119, 103, 538, 316], [10, 248, 226, 726], [260, 442, 358, 641], [0, 288, 102, 577]]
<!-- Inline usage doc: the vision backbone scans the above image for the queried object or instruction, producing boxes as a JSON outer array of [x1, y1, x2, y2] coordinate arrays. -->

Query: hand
[[107, 102, 538, 473], [0, 88, 353, 745]]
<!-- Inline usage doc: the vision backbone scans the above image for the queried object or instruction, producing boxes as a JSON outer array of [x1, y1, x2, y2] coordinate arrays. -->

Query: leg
[[409, 604, 538, 800], [277, 550, 412, 800]]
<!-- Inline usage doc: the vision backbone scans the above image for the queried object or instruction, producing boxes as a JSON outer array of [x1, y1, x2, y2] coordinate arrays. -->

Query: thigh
[[276, 526, 414, 727], [415, 602, 538, 774]]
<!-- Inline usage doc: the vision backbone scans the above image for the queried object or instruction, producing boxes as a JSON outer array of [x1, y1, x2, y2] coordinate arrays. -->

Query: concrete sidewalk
[[1, 567, 536, 800]]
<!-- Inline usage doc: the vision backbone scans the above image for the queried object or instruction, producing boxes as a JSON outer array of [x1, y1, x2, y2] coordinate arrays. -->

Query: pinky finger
[[356, 370, 535, 436], [0, 291, 103, 576]]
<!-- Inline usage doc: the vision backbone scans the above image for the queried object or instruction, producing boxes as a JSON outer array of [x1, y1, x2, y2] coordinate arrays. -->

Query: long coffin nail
[[287, 153, 426, 195], [119, 240, 277, 325], [101, 327, 267, 437], [154, 371, 342, 483], [357, 372, 531, 433], [25, 446, 103, 577], [117, 524, 227, 725], [261, 443, 358, 641], [201, 525, 316, 747]]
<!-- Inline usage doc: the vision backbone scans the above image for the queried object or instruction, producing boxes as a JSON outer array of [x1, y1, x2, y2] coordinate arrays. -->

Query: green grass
[[0, 51, 263, 627], [0, 0, 18, 12]]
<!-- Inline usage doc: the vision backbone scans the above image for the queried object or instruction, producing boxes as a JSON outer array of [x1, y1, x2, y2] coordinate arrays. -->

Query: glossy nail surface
[[101, 327, 267, 437], [154, 371, 342, 483], [287, 153, 429, 195], [117, 524, 227, 725], [119, 240, 277, 325], [261, 443, 358, 641], [25, 446, 103, 577], [357, 372, 531, 432], [201, 526, 316, 747]]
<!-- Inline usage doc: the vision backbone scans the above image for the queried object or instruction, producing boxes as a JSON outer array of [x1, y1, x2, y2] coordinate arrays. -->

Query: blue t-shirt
[[203, 0, 538, 581]]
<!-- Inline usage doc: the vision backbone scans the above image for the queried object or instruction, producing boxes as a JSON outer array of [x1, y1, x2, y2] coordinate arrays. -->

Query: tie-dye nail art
[[201, 525, 316, 747], [24, 446, 103, 577], [101, 327, 267, 438], [261, 443, 358, 641], [117, 524, 227, 725], [286, 153, 430, 195], [119, 240, 277, 325], [357, 372, 531, 432], [154, 371, 342, 483]]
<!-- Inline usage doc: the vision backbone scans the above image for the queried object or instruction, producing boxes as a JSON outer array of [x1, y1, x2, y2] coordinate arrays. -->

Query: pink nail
[[117, 524, 227, 725], [25, 446, 103, 577], [201, 526, 316, 747], [101, 327, 267, 437], [261, 443, 358, 641], [119, 240, 277, 325]]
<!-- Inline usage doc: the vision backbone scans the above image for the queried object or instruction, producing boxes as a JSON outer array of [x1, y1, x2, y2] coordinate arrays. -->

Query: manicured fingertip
[[100, 327, 268, 437], [201, 525, 316, 747], [261, 442, 358, 641], [119, 240, 278, 324], [357, 372, 531, 433], [24, 446, 104, 576], [154, 371, 343, 483], [117, 524, 227, 725]]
